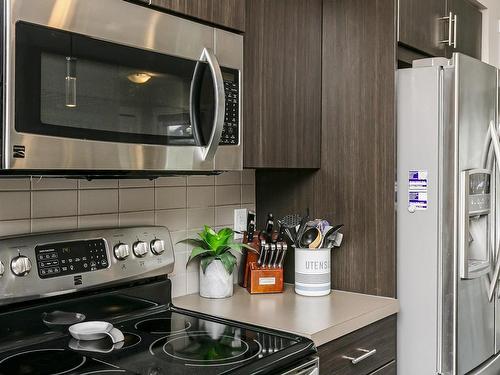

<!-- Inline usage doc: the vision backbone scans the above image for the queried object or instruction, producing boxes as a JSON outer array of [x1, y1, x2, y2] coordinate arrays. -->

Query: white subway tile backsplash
[[78, 214, 119, 229], [187, 186, 214, 207], [0, 219, 30, 236], [155, 209, 187, 232], [187, 175, 215, 186], [119, 210, 155, 226], [187, 207, 215, 230], [31, 178, 78, 190], [187, 270, 200, 294], [215, 171, 241, 185], [242, 169, 255, 185], [119, 179, 154, 188], [79, 179, 118, 189], [79, 189, 119, 215], [155, 176, 187, 187], [241, 184, 256, 204], [0, 179, 30, 191], [32, 216, 78, 233], [215, 185, 240, 206], [0, 192, 30, 220], [215, 205, 239, 226], [32, 190, 78, 218], [0, 171, 248, 298], [119, 188, 154, 212], [155, 187, 186, 210]]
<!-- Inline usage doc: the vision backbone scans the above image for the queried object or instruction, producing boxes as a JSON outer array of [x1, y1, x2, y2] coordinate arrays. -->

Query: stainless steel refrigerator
[[397, 53, 500, 374]]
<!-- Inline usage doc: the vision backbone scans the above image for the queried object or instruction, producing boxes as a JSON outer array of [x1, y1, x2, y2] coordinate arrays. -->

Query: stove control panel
[[0, 226, 174, 307], [35, 239, 109, 279]]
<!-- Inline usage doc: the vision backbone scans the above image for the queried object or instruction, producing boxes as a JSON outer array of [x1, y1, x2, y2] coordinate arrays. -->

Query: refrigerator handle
[[487, 121, 500, 300]]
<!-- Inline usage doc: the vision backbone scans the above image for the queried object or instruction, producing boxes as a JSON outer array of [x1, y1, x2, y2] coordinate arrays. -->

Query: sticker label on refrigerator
[[408, 170, 428, 210]]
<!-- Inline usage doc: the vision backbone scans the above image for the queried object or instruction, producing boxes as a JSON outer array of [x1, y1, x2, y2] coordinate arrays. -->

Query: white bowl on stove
[[69, 321, 124, 343]]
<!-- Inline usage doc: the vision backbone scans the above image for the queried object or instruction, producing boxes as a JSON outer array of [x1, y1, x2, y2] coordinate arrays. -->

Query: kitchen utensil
[[295, 248, 331, 296], [276, 220, 287, 242], [299, 227, 320, 248], [295, 209, 310, 247], [267, 243, 276, 267], [309, 230, 323, 249], [261, 243, 270, 267], [69, 321, 124, 344], [265, 213, 274, 234], [273, 243, 282, 268], [277, 244, 288, 268], [257, 240, 266, 266], [324, 224, 344, 248], [42, 310, 86, 328], [280, 214, 302, 228]]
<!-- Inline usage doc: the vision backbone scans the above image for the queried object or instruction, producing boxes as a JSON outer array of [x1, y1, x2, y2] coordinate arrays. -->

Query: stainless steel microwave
[[1, 0, 243, 173]]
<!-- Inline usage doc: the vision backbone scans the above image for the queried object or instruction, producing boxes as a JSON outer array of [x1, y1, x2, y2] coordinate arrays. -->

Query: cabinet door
[[318, 316, 396, 375], [398, 0, 447, 56], [447, 0, 482, 59], [147, 0, 245, 32], [244, 0, 322, 168], [371, 361, 396, 375]]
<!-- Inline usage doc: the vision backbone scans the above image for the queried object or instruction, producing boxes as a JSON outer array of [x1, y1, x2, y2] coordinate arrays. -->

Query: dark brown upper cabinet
[[243, 0, 322, 169], [136, 0, 245, 32], [447, 0, 482, 59], [398, 0, 482, 60], [398, 0, 447, 57]]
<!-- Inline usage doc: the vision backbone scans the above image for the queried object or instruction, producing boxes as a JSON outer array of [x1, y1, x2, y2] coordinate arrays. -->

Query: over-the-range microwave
[[0, 0, 243, 174]]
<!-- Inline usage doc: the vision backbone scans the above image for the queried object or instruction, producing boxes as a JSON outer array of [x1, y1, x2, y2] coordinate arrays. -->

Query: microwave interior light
[[127, 72, 152, 84]]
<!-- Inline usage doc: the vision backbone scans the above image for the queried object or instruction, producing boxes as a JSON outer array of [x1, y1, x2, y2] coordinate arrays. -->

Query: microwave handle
[[191, 48, 225, 162]]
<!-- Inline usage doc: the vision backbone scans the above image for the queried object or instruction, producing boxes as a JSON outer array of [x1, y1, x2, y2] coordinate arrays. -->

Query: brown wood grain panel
[[318, 316, 396, 375], [148, 0, 245, 31], [398, 0, 447, 56], [447, 0, 482, 59], [371, 361, 396, 375], [243, 0, 322, 168], [318, 0, 396, 297]]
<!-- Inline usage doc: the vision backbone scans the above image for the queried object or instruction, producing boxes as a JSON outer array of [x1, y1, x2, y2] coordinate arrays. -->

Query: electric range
[[0, 226, 318, 375]]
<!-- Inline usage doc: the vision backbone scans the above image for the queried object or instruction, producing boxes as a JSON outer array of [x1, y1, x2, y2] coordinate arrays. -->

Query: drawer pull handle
[[342, 348, 377, 364]]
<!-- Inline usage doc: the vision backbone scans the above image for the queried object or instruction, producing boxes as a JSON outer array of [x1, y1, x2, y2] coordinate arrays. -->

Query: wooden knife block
[[241, 231, 284, 294], [246, 263, 284, 294]]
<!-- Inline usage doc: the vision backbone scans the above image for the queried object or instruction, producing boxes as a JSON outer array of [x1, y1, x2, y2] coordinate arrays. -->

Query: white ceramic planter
[[199, 260, 234, 299]]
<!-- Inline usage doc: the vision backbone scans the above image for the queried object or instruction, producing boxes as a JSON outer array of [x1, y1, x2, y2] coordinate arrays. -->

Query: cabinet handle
[[453, 14, 458, 48], [439, 12, 454, 46], [342, 348, 377, 365]]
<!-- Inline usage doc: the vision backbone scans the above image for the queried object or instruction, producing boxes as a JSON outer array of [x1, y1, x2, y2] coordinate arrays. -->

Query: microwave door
[[190, 48, 225, 162]]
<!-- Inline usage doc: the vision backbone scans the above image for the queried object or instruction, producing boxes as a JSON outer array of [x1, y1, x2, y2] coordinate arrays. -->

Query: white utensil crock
[[295, 248, 331, 296], [199, 259, 234, 299]]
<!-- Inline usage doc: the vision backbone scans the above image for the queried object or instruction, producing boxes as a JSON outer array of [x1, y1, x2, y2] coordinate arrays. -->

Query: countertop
[[173, 284, 399, 346]]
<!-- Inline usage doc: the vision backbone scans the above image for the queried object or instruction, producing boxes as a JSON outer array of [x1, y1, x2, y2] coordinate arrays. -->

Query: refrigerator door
[[455, 54, 497, 375]]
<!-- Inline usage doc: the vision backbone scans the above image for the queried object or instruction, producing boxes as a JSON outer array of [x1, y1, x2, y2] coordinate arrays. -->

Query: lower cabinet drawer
[[318, 315, 396, 375], [371, 361, 396, 374]]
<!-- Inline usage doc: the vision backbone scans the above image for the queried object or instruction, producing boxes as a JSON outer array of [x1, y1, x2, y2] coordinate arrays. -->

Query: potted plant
[[182, 226, 252, 299]]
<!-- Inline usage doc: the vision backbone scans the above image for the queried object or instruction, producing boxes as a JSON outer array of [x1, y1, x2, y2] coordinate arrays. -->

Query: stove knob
[[150, 239, 165, 255], [133, 241, 149, 257], [11, 256, 32, 276], [114, 243, 130, 260], [0, 261, 4, 278]]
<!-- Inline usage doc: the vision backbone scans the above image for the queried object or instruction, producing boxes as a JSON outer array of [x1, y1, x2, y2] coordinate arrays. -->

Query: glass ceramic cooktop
[[0, 309, 307, 375]]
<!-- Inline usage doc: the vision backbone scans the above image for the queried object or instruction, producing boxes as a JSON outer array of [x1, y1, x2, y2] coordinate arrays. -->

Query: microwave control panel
[[220, 68, 240, 146], [35, 239, 109, 279]]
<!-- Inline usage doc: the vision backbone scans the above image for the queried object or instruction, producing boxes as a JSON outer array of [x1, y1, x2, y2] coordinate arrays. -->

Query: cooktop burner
[[0, 349, 86, 375], [134, 317, 191, 334]]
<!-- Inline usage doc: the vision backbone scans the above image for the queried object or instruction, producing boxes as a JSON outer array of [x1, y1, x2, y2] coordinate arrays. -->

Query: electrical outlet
[[233, 208, 248, 240]]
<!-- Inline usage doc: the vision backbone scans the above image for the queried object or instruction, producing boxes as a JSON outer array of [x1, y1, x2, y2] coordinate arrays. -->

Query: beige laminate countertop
[[173, 284, 399, 347]]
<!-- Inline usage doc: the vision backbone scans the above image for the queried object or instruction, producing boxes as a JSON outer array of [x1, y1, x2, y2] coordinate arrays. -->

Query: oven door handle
[[190, 48, 225, 162]]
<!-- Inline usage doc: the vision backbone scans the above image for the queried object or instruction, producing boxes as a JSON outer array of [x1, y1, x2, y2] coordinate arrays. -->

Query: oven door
[[4, 0, 240, 172]]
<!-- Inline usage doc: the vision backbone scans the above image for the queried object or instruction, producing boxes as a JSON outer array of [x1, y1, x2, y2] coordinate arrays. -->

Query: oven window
[[16, 22, 215, 146]]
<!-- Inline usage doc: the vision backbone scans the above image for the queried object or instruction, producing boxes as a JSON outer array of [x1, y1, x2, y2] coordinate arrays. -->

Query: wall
[[0, 171, 255, 297], [480, 0, 500, 67]]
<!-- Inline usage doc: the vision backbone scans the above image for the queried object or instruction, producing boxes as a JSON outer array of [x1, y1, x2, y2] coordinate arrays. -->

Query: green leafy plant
[[181, 226, 253, 275]]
